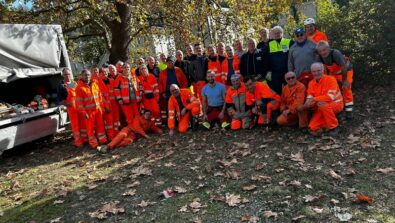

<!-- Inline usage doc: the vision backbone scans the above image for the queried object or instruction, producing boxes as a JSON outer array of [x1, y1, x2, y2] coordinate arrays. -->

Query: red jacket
[[139, 73, 159, 101], [158, 67, 188, 94], [113, 72, 141, 103]]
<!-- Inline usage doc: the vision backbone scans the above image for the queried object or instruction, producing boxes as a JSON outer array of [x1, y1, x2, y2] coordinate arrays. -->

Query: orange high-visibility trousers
[[110, 99, 121, 130], [309, 102, 344, 131], [108, 126, 136, 149], [120, 101, 140, 126], [178, 105, 200, 133], [80, 109, 107, 148], [142, 98, 161, 125], [333, 70, 354, 109], [103, 110, 118, 140], [66, 107, 83, 146], [277, 105, 308, 128], [256, 102, 280, 125]]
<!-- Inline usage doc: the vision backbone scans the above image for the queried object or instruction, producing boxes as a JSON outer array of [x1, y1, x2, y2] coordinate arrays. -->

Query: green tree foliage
[[317, 0, 395, 77]]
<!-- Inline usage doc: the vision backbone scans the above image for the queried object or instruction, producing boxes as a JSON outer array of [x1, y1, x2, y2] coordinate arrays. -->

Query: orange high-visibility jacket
[[208, 56, 224, 83], [249, 82, 281, 105], [98, 78, 115, 111], [168, 89, 200, 129], [64, 81, 77, 109], [280, 81, 306, 113], [130, 116, 162, 136], [221, 56, 241, 76], [113, 72, 141, 103], [307, 75, 343, 103], [225, 83, 254, 114], [75, 80, 103, 115], [158, 67, 188, 94], [306, 30, 328, 44], [139, 73, 160, 101]]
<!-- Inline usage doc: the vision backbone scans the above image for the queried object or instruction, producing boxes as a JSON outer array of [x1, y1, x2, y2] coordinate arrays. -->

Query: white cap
[[304, 18, 315, 25]]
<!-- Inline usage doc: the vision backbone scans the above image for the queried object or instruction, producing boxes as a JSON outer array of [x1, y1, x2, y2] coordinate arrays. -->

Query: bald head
[[170, 84, 180, 96]]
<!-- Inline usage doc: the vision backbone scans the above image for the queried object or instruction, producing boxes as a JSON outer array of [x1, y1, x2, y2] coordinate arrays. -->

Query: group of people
[[57, 18, 355, 151]]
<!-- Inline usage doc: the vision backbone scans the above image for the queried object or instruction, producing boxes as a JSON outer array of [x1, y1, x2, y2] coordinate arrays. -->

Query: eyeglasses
[[295, 33, 304, 37], [286, 76, 296, 80]]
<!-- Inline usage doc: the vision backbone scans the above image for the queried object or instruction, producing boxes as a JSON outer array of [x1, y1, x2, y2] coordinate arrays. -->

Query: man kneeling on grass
[[201, 71, 230, 129]]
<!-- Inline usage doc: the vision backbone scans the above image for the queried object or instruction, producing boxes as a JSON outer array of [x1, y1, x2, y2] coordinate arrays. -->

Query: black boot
[[345, 105, 354, 120], [192, 116, 199, 131]]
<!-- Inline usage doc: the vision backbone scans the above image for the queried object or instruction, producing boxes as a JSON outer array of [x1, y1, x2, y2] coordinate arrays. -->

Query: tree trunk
[[108, 3, 131, 64]]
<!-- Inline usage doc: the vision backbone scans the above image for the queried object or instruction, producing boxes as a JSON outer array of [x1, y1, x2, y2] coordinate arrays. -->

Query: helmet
[[304, 18, 315, 25]]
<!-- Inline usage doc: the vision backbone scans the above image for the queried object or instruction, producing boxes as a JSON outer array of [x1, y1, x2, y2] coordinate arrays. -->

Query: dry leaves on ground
[[290, 152, 305, 163], [242, 184, 257, 191], [122, 189, 136, 196], [131, 166, 152, 177], [376, 167, 394, 174], [89, 202, 125, 219], [241, 214, 260, 223], [137, 200, 156, 207], [263, 210, 278, 219], [355, 194, 374, 204], [328, 170, 342, 180], [251, 175, 272, 183], [174, 186, 187, 193]]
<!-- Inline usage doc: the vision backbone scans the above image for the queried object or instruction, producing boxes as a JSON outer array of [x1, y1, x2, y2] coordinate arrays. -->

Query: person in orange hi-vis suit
[[168, 84, 200, 136], [304, 18, 328, 44], [98, 68, 118, 140], [107, 126, 136, 149], [207, 45, 226, 84], [244, 76, 281, 126], [276, 72, 308, 128], [138, 64, 161, 126], [114, 63, 141, 126], [158, 56, 188, 124], [91, 66, 100, 83], [57, 68, 83, 147], [225, 74, 254, 130], [316, 41, 354, 120], [75, 69, 107, 150], [107, 65, 121, 130], [301, 62, 344, 136], [130, 109, 163, 138], [221, 46, 241, 88]]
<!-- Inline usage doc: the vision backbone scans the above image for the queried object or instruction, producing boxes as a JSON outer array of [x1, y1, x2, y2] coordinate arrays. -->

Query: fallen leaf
[[53, 200, 64, 205], [189, 198, 204, 212], [259, 145, 267, 149], [10, 180, 21, 191], [234, 142, 250, 149], [155, 180, 165, 186], [137, 200, 156, 207], [289, 180, 302, 187], [241, 214, 260, 222], [131, 166, 152, 176], [290, 152, 305, 163], [174, 186, 187, 193], [376, 167, 394, 174], [225, 170, 241, 180], [343, 167, 356, 176], [275, 168, 285, 173], [251, 175, 272, 183], [304, 195, 319, 203], [255, 163, 267, 170], [122, 189, 136, 196], [328, 170, 342, 180], [312, 207, 324, 213], [242, 184, 257, 191], [225, 193, 241, 207], [89, 202, 125, 219], [211, 194, 225, 202], [126, 181, 140, 188], [88, 184, 98, 190], [178, 205, 188, 213], [49, 217, 62, 223], [292, 215, 305, 221], [263, 210, 278, 219], [164, 162, 176, 167], [216, 158, 238, 168], [330, 198, 340, 205], [355, 194, 374, 204]]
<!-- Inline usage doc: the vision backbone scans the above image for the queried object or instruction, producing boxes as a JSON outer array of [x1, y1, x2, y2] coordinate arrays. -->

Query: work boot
[[191, 116, 199, 131], [309, 128, 323, 136], [344, 105, 354, 120], [97, 145, 108, 153], [202, 121, 211, 130], [327, 128, 339, 137]]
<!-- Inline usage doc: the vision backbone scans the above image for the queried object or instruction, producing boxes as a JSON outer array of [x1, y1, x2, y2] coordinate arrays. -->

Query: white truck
[[0, 24, 71, 155]]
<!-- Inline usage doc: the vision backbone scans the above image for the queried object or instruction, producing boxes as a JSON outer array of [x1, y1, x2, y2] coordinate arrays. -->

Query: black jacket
[[239, 47, 270, 81]]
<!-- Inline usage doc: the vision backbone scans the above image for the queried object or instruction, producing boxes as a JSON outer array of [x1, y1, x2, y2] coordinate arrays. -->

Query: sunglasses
[[286, 76, 296, 80], [295, 33, 304, 37]]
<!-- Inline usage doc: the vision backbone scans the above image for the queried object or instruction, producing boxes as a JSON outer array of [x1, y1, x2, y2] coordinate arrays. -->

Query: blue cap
[[294, 28, 305, 34]]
